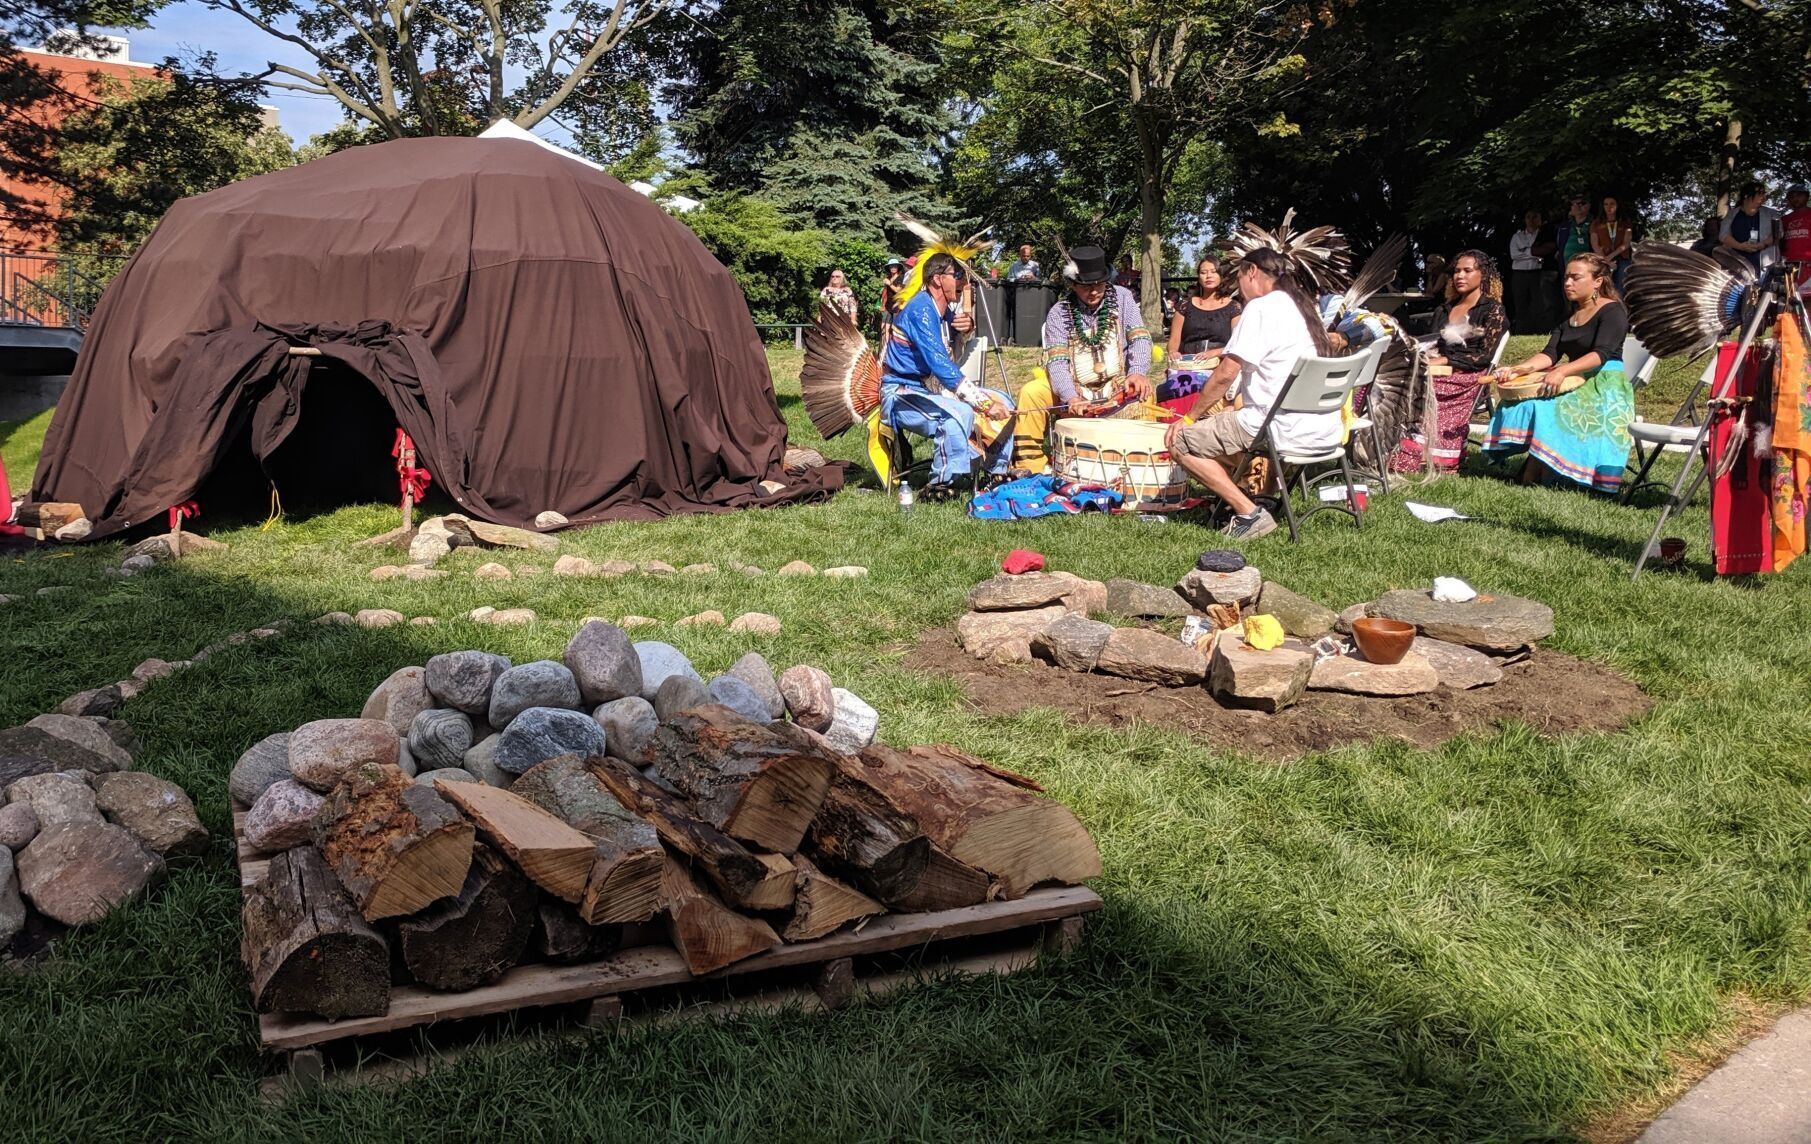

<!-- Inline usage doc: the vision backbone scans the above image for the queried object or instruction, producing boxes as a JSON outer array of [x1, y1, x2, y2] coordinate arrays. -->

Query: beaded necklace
[[1065, 286, 1117, 351]]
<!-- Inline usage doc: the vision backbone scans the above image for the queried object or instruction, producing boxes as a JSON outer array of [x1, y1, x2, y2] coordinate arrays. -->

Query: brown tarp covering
[[32, 135, 834, 536]]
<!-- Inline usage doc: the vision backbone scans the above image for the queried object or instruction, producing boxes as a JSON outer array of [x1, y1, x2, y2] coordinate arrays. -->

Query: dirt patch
[[905, 627, 1651, 759]]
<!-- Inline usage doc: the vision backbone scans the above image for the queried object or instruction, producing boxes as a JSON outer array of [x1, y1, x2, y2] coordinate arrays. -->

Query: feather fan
[[800, 300, 881, 438], [1348, 334, 1425, 472], [1229, 208, 1353, 296], [1341, 234, 1408, 312], [891, 213, 993, 309], [1624, 241, 1756, 359]]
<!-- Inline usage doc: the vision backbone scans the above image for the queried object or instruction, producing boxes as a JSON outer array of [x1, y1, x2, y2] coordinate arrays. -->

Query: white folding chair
[[1622, 356, 1716, 504], [1469, 330, 1514, 423], [1232, 351, 1373, 543], [1621, 336, 1658, 389], [1338, 339, 1394, 492]]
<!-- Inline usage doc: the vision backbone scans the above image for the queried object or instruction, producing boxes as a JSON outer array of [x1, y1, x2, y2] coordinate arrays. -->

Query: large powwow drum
[[1050, 417, 1187, 510]]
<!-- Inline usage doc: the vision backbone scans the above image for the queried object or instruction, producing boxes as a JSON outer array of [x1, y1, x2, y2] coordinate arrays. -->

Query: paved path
[[1641, 1009, 1811, 1143]]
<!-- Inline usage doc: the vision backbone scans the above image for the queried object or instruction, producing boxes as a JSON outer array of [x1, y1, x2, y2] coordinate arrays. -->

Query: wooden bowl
[[1351, 617, 1416, 665], [1495, 375, 1585, 402]]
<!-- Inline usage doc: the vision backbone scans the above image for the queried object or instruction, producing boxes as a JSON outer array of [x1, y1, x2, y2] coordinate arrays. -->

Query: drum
[[1049, 417, 1188, 510]]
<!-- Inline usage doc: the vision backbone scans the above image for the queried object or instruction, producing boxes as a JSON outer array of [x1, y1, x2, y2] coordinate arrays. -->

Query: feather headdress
[[1229, 209, 1353, 296], [1624, 242, 1757, 358], [891, 213, 992, 308], [799, 301, 881, 439]]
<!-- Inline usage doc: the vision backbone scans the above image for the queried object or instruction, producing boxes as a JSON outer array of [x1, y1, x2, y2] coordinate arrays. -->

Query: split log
[[850, 744, 1101, 898], [589, 757, 796, 911], [396, 844, 537, 991], [508, 757, 665, 923], [15, 502, 85, 533], [641, 705, 835, 853], [534, 899, 624, 964], [313, 763, 474, 921], [242, 846, 390, 1018], [783, 854, 882, 942], [659, 854, 779, 975], [806, 756, 988, 911], [434, 779, 594, 905]]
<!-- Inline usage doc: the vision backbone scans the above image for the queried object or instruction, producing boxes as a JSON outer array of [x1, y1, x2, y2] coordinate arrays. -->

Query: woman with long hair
[[1158, 256, 1242, 416], [818, 268, 858, 319], [1483, 252, 1634, 492], [1591, 196, 1634, 292], [1392, 250, 1506, 473]]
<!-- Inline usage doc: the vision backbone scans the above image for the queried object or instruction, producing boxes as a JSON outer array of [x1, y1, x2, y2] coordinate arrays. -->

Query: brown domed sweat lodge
[[32, 130, 835, 537]]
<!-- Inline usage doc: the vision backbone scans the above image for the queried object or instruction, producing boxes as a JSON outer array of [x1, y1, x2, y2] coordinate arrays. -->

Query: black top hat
[[1064, 246, 1111, 284]]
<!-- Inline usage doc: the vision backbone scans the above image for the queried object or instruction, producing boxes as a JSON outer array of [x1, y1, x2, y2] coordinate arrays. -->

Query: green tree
[[666, 0, 953, 245], [677, 192, 834, 326]]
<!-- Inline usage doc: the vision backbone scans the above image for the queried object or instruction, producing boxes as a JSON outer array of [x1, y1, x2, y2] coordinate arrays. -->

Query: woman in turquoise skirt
[[1484, 252, 1635, 493]]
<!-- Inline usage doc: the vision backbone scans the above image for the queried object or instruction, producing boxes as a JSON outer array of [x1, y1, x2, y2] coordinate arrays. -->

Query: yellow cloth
[[1010, 373, 1158, 474], [1771, 314, 1810, 572], [1243, 614, 1285, 651], [865, 408, 894, 487]]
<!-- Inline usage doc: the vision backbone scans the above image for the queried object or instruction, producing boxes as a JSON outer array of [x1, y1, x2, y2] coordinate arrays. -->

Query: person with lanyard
[[879, 252, 1012, 500], [1591, 196, 1634, 292], [1009, 246, 1152, 473], [1720, 181, 1781, 273], [1483, 252, 1634, 493]]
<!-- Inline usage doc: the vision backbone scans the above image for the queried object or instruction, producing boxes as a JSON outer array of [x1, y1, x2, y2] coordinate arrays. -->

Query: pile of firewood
[[241, 704, 1101, 1020]]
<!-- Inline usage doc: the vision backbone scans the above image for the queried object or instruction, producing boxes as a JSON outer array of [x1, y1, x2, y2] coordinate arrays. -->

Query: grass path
[[0, 346, 1806, 1140]]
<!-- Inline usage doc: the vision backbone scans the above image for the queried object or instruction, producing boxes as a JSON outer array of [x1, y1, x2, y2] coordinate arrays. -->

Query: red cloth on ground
[[1003, 549, 1046, 574]]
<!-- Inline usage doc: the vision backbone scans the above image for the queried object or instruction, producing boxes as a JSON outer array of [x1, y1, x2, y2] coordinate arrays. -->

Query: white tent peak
[[478, 119, 605, 173]]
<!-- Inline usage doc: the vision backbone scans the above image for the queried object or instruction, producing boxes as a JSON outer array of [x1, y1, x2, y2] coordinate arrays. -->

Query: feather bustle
[[800, 302, 882, 438], [1625, 242, 1756, 358]]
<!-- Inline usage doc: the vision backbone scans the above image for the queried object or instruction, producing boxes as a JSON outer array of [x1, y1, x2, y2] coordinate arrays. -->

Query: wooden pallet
[[231, 804, 1102, 1081]]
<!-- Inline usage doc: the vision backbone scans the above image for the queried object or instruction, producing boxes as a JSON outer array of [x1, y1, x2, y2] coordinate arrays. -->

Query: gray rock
[[956, 606, 1069, 665], [1031, 614, 1115, 672], [0, 847, 23, 947], [725, 652, 784, 719], [486, 607, 537, 626], [8, 773, 102, 827], [288, 718, 401, 792], [640, 560, 678, 575], [1366, 590, 1555, 653], [93, 771, 208, 856], [966, 573, 1070, 612], [22, 715, 130, 775], [0, 726, 117, 788], [535, 510, 569, 529], [495, 708, 607, 775], [462, 517, 558, 552], [18, 821, 165, 926], [1175, 567, 1264, 610], [243, 780, 324, 852], [594, 697, 658, 762], [728, 612, 782, 635], [777, 560, 816, 576], [1095, 628, 1209, 686], [0, 801, 39, 850], [425, 651, 512, 716], [1410, 637, 1504, 690], [57, 685, 124, 718], [1308, 651, 1440, 697], [408, 708, 474, 771], [356, 608, 406, 628], [823, 565, 868, 579], [706, 676, 770, 723], [462, 735, 512, 788], [228, 733, 292, 807], [1047, 572, 1109, 617], [488, 660, 581, 729], [395, 741, 419, 778], [634, 641, 703, 702], [1256, 582, 1339, 639], [359, 665, 434, 736], [1208, 641, 1312, 712], [1104, 579, 1194, 619], [415, 768, 479, 786], [777, 665, 836, 731], [824, 689, 879, 754], [1334, 603, 1368, 635], [654, 675, 711, 722], [564, 621, 644, 707]]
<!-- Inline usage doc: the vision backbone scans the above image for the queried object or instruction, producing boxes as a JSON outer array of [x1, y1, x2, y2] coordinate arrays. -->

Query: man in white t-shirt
[[1164, 249, 1335, 539]]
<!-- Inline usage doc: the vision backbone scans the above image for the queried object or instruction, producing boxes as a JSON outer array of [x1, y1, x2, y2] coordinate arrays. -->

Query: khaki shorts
[[1172, 410, 1255, 460]]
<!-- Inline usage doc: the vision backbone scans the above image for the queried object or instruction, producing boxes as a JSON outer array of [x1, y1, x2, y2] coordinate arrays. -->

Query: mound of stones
[[957, 563, 1552, 714], [0, 713, 208, 950], [232, 619, 1100, 1019]]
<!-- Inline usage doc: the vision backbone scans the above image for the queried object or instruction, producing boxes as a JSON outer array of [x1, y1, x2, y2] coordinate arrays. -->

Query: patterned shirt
[[1042, 285, 1152, 402]]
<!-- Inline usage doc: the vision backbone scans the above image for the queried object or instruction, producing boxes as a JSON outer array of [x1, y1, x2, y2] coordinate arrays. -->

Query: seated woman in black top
[[1391, 250, 1507, 473], [1158, 256, 1241, 414], [1483, 253, 1635, 493]]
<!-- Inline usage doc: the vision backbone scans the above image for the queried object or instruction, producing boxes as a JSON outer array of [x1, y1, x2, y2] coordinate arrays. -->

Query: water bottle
[[897, 483, 914, 514]]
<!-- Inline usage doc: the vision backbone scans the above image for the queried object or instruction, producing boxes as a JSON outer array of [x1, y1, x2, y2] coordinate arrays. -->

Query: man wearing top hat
[[1010, 245, 1154, 473]]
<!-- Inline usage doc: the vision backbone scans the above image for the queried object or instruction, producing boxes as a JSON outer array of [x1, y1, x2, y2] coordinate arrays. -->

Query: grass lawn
[[2, 341, 1808, 1141]]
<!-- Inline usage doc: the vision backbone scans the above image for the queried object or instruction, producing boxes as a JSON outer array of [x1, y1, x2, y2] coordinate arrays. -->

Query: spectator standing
[[1508, 210, 1550, 333], [1721, 181, 1782, 272], [1591, 196, 1635, 292], [1423, 253, 1450, 299], [1005, 244, 1042, 282], [1689, 216, 1722, 256], [1554, 195, 1593, 316], [1780, 184, 1811, 264], [1114, 253, 1141, 290], [819, 269, 859, 320]]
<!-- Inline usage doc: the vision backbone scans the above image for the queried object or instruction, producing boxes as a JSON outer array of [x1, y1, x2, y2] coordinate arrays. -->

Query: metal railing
[[0, 249, 124, 330]]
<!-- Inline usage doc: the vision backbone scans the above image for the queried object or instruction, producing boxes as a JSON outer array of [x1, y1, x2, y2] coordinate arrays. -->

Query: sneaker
[[920, 482, 960, 503], [1221, 508, 1278, 540]]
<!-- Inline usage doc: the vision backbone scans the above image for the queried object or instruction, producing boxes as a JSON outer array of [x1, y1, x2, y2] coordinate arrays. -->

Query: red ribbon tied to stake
[[392, 429, 432, 501], [168, 501, 199, 530]]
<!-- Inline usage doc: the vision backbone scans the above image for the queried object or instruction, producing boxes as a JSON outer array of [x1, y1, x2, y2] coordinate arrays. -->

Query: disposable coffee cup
[[1659, 537, 1686, 565]]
